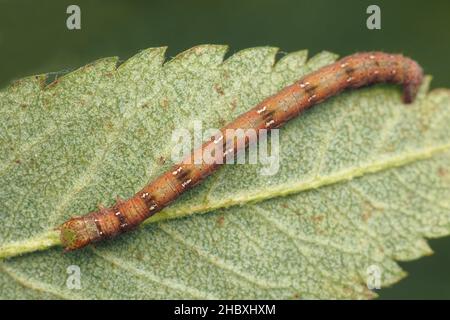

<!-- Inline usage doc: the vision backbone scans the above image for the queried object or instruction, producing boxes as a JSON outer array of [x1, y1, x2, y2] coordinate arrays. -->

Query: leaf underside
[[0, 45, 449, 299]]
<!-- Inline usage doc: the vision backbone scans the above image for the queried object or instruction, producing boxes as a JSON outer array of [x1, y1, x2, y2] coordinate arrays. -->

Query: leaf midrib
[[1, 142, 449, 260]]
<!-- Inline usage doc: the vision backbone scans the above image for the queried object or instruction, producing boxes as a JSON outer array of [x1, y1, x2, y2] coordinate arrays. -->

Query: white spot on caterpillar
[[300, 81, 310, 88], [340, 63, 348, 68], [308, 94, 317, 102], [181, 179, 192, 188], [346, 77, 353, 83], [172, 167, 182, 175], [141, 192, 149, 199], [256, 106, 267, 114], [265, 119, 275, 127]]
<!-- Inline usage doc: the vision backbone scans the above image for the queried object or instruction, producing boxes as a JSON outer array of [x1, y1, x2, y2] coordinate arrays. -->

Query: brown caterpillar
[[60, 52, 423, 251]]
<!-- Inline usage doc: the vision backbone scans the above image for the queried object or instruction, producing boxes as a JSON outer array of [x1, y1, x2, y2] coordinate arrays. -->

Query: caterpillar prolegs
[[60, 52, 424, 251]]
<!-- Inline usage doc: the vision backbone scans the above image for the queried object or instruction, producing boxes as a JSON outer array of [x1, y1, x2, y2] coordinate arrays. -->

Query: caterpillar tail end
[[59, 217, 94, 251]]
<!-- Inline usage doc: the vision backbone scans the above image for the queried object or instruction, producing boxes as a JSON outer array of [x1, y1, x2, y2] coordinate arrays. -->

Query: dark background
[[0, 0, 449, 299]]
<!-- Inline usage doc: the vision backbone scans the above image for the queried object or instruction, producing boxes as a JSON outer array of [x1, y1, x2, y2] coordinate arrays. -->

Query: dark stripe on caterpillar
[[140, 192, 158, 212], [173, 166, 191, 183], [113, 208, 128, 230]]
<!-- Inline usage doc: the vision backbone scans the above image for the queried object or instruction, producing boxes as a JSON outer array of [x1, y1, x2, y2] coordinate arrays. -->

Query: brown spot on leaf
[[216, 215, 225, 227], [161, 99, 169, 109], [438, 167, 448, 177], [361, 211, 372, 222], [105, 121, 114, 130], [137, 127, 145, 136], [311, 215, 324, 223], [214, 84, 224, 95], [223, 70, 230, 79], [135, 251, 144, 261], [158, 156, 166, 165], [384, 143, 396, 152], [230, 99, 237, 112]]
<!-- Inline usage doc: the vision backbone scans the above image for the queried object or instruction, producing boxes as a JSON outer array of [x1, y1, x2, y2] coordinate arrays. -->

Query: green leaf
[[0, 45, 449, 299]]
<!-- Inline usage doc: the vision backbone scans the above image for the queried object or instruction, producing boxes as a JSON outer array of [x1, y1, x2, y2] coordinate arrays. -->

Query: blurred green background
[[1, 0, 449, 299]]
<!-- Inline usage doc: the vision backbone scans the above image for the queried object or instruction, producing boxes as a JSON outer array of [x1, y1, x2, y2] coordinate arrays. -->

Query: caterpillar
[[60, 51, 424, 251]]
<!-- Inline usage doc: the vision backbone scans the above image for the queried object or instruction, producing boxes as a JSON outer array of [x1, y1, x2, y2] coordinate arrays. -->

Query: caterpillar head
[[402, 59, 424, 104], [59, 216, 99, 251]]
